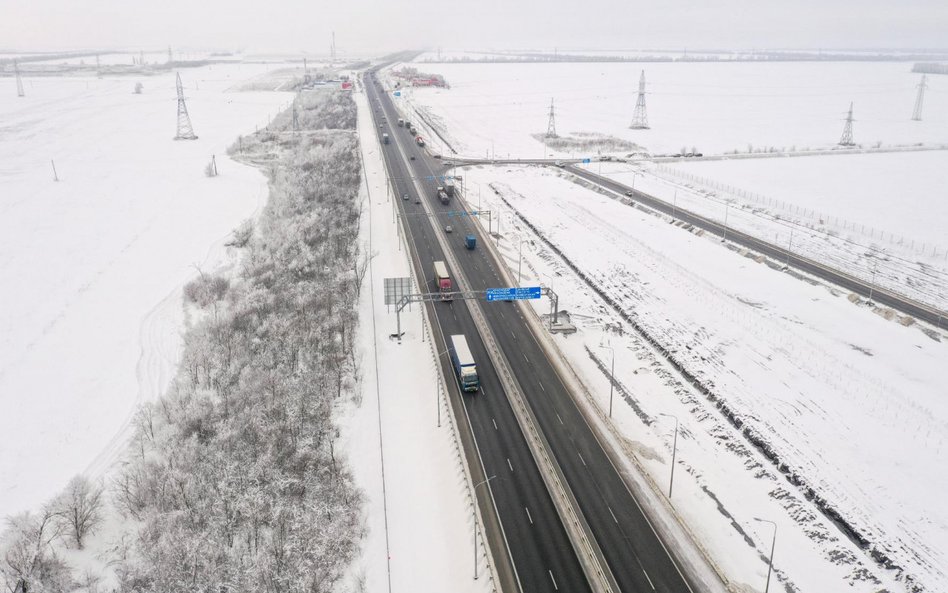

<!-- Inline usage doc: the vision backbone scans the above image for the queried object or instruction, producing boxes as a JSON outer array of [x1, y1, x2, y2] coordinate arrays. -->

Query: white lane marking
[[608, 506, 618, 524], [539, 381, 546, 393], [556, 412, 564, 425], [510, 329, 517, 340], [643, 569, 655, 590], [578, 452, 587, 466], [549, 570, 559, 590], [522, 352, 529, 362], [525, 507, 533, 524], [507, 458, 514, 472], [492, 418, 498, 430]]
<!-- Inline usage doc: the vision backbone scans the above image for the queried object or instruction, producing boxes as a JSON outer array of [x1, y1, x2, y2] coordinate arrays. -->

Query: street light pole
[[598, 344, 615, 418], [722, 201, 730, 243], [658, 413, 678, 498], [473, 475, 497, 579], [785, 228, 794, 267], [753, 518, 777, 593]]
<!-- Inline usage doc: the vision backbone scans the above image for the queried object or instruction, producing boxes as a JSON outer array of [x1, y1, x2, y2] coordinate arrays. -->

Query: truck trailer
[[433, 260, 452, 300], [449, 335, 479, 392], [443, 179, 456, 197]]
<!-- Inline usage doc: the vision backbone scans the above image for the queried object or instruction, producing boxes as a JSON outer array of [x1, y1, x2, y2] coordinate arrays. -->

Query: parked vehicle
[[433, 261, 452, 300], [449, 334, 479, 392], [465, 234, 476, 250]]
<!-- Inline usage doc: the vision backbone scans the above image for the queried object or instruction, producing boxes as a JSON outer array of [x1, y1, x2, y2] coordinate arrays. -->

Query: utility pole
[[174, 72, 198, 140], [838, 102, 855, 146], [658, 413, 679, 498], [167, 45, 173, 64], [14, 60, 25, 97], [630, 70, 650, 129], [546, 98, 558, 138], [912, 75, 928, 121]]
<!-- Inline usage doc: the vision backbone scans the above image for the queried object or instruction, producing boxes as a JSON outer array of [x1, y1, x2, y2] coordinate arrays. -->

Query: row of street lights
[[597, 342, 775, 593]]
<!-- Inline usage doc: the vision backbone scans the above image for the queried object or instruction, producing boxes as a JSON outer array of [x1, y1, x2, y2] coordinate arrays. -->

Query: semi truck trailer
[[449, 334, 479, 392], [433, 260, 452, 300]]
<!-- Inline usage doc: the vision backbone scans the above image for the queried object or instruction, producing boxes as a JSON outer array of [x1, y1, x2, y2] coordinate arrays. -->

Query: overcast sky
[[3, 0, 948, 55]]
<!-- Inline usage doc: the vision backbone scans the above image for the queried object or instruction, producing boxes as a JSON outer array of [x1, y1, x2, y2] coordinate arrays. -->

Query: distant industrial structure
[[912, 75, 928, 121], [14, 60, 24, 97], [630, 70, 649, 129], [838, 102, 855, 146], [174, 72, 198, 140]]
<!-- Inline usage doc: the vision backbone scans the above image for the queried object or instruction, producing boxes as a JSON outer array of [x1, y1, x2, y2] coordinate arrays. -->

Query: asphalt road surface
[[366, 72, 697, 593]]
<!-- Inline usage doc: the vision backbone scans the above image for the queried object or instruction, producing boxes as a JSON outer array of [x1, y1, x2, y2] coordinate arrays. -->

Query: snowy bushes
[[111, 91, 364, 593], [183, 272, 230, 308]]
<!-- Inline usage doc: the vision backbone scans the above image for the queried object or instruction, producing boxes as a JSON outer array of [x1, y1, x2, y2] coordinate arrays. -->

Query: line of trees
[[2, 89, 366, 593]]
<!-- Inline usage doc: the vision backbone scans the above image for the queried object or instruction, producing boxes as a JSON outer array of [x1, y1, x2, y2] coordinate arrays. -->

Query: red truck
[[433, 260, 452, 300]]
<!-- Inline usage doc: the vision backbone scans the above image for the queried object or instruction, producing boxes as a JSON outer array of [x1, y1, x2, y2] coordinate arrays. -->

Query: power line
[[630, 70, 649, 129]]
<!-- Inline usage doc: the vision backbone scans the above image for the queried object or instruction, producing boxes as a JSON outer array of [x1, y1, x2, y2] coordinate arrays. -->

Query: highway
[[365, 71, 700, 593]]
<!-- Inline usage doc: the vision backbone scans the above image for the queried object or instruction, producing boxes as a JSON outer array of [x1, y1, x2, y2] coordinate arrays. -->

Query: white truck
[[449, 335, 479, 392]]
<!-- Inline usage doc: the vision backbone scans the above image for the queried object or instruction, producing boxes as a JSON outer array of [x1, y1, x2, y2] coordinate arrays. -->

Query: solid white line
[[525, 507, 533, 524], [608, 506, 618, 524], [507, 458, 514, 472], [492, 418, 498, 430], [643, 569, 655, 590], [578, 451, 587, 466], [549, 570, 558, 590]]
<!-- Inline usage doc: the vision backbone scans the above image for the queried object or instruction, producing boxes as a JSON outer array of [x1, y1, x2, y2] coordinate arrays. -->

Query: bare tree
[[0, 506, 70, 593], [53, 476, 104, 550]]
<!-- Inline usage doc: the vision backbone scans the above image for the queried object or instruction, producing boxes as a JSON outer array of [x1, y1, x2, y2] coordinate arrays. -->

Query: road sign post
[[485, 286, 542, 301]]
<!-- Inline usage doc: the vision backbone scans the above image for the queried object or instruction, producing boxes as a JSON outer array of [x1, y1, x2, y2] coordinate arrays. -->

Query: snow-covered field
[[463, 164, 947, 592], [0, 63, 293, 519], [393, 60, 948, 158]]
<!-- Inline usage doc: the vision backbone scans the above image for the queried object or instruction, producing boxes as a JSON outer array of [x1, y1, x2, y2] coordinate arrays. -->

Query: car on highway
[[410, 155, 416, 160], [402, 193, 409, 201], [554, 160, 565, 167], [443, 161, 454, 166], [625, 190, 633, 196], [414, 196, 421, 204], [445, 225, 453, 233]]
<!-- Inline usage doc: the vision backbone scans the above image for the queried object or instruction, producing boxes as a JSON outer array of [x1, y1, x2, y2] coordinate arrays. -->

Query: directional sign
[[486, 286, 542, 301], [582, 158, 591, 164], [393, 91, 401, 97]]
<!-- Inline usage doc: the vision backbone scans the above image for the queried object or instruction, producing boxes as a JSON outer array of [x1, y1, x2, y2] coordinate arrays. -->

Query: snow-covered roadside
[[590, 158, 948, 312], [465, 164, 946, 593], [0, 64, 292, 519], [336, 81, 493, 593]]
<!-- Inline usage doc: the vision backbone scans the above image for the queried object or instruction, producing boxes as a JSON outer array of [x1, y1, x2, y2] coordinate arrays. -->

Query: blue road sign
[[486, 286, 542, 301], [394, 91, 401, 97], [582, 158, 591, 164]]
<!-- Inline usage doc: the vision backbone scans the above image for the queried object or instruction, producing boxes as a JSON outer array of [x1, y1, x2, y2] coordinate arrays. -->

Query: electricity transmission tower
[[546, 98, 558, 138], [630, 70, 649, 129], [838, 102, 855, 146], [14, 60, 25, 97], [174, 73, 198, 140], [912, 75, 928, 121]]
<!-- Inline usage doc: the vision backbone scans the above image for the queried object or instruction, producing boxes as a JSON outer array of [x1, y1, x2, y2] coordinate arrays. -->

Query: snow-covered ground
[[660, 151, 948, 255], [462, 163, 947, 592], [0, 64, 293, 519], [338, 83, 494, 593], [392, 60, 948, 158]]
